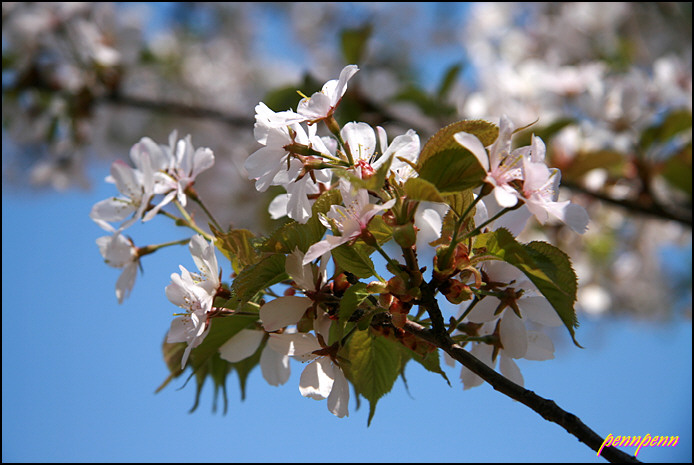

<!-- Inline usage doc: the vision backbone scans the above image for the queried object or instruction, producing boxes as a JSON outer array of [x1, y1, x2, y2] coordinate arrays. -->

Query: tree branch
[[562, 180, 692, 228], [403, 319, 641, 463]]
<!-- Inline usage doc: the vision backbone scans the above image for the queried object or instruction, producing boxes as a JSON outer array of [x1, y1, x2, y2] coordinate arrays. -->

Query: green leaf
[[225, 254, 287, 308], [562, 149, 625, 181], [418, 119, 499, 167], [261, 189, 341, 254], [211, 226, 261, 274], [415, 120, 498, 194], [341, 328, 402, 426], [339, 282, 370, 322], [473, 229, 581, 346], [337, 154, 393, 193], [332, 243, 377, 279], [340, 24, 373, 65], [403, 177, 445, 203], [417, 147, 486, 193]]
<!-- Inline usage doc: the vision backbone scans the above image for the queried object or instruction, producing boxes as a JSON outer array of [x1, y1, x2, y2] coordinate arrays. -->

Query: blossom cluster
[[93, 64, 589, 419]]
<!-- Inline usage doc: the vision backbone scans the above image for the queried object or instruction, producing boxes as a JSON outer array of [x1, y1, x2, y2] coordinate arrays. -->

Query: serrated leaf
[[341, 328, 402, 426], [366, 215, 393, 245], [403, 177, 445, 203], [225, 254, 288, 309], [332, 243, 377, 279], [261, 189, 341, 254], [417, 147, 486, 193], [473, 229, 580, 346], [418, 119, 499, 167]]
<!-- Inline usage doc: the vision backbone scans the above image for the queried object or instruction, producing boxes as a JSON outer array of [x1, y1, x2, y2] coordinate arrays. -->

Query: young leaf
[[188, 314, 259, 372], [417, 119, 499, 167], [332, 243, 377, 279], [339, 282, 370, 322], [211, 226, 261, 274], [403, 177, 445, 203], [341, 328, 402, 426], [225, 254, 287, 308]]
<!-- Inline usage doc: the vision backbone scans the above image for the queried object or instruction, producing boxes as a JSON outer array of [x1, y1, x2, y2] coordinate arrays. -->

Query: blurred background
[[2, 2, 691, 462]]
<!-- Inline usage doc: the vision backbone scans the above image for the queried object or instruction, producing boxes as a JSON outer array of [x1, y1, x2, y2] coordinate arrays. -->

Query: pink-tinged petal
[[115, 262, 138, 304], [260, 296, 313, 332], [454, 132, 489, 172], [493, 204, 531, 237], [267, 332, 321, 359], [522, 158, 552, 194], [260, 345, 291, 386], [460, 343, 494, 390], [166, 316, 191, 344], [498, 355, 524, 386], [327, 366, 350, 418], [303, 235, 349, 265], [520, 296, 563, 327], [493, 184, 519, 208], [110, 160, 140, 199], [529, 135, 547, 164], [218, 329, 264, 363], [414, 202, 449, 245], [499, 310, 528, 359], [488, 115, 515, 168], [299, 357, 335, 400], [524, 331, 555, 361]]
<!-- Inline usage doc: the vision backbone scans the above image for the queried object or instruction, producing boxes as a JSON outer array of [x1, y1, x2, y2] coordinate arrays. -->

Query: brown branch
[[99, 91, 255, 128], [403, 319, 641, 463], [562, 180, 692, 228]]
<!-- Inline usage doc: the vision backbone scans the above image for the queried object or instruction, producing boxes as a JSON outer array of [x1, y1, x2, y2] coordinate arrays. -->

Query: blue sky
[[2, 2, 692, 463]]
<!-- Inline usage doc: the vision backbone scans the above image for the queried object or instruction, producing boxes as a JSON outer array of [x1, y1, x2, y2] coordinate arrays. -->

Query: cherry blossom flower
[[165, 235, 221, 368], [297, 65, 359, 123], [454, 115, 524, 208], [519, 136, 589, 234], [267, 329, 350, 418], [302, 180, 396, 265], [152, 131, 215, 210], [89, 149, 156, 231]]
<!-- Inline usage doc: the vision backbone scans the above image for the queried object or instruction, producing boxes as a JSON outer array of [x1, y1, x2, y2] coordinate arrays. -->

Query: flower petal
[[260, 296, 313, 332], [260, 345, 291, 386], [218, 329, 264, 363], [299, 357, 334, 400]]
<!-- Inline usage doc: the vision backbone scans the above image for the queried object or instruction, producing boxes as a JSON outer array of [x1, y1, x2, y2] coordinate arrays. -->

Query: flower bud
[[393, 223, 417, 249]]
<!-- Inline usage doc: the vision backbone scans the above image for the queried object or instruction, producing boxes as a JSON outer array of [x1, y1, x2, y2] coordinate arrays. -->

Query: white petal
[[218, 329, 264, 363], [524, 331, 555, 361], [260, 345, 291, 386], [115, 262, 138, 304], [299, 357, 335, 400], [466, 296, 502, 323], [499, 310, 528, 359], [260, 296, 312, 332], [267, 332, 321, 358], [454, 132, 489, 172], [303, 235, 349, 265], [499, 355, 524, 386], [327, 366, 350, 418], [520, 296, 563, 327], [268, 193, 290, 220]]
